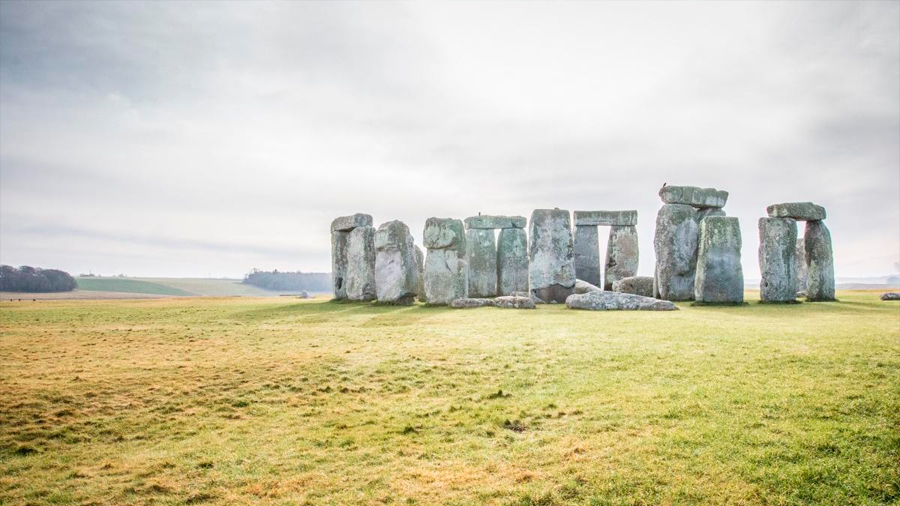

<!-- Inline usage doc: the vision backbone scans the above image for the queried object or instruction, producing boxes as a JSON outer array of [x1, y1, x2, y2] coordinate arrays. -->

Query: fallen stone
[[331, 213, 374, 232], [612, 276, 654, 298], [795, 238, 808, 293], [881, 293, 900, 301], [758, 217, 798, 302], [494, 295, 536, 309], [574, 225, 601, 287], [415, 246, 426, 302], [574, 210, 637, 227], [374, 220, 419, 305], [464, 215, 527, 229], [604, 225, 639, 291], [575, 279, 602, 294], [529, 209, 576, 302], [767, 202, 826, 221], [450, 298, 494, 309], [424, 249, 467, 305], [805, 221, 835, 301], [654, 204, 699, 301], [695, 216, 744, 304], [566, 290, 677, 311], [659, 185, 728, 209], [497, 228, 529, 296], [467, 228, 498, 298], [345, 226, 377, 301], [423, 218, 467, 250], [331, 230, 349, 299]]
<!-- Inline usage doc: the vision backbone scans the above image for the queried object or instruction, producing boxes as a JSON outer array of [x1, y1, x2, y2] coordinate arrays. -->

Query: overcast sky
[[1, 1, 898, 279]]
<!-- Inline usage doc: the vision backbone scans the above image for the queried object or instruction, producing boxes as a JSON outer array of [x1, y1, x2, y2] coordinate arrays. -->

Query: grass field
[[75, 278, 195, 296], [73, 277, 314, 298], [0, 292, 898, 505]]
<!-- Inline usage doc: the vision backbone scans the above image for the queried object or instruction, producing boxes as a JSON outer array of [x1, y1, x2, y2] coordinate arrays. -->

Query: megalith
[[415, 246, 425, 302], [795, 238, 808, 294], [653, 204, 699, 301], [497, 227, 529, 296], [423, 218, 467, 305], [345, 225, 377, 301], [331, 213, 374, 300], [374, 220, 419, 305], [573, 225, 600, 287], [466, 228, 498, 298], [758, 218, 798, 302], [528, 209, 576, 303], [604, 225, 639, 291], [805, 221, 835, 301], [694, 216, 743, 304], [659, 185, 728, 208]]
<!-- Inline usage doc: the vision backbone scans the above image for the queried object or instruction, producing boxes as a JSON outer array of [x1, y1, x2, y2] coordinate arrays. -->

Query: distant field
[[131, 278, 307, 297], [75, 278, 194, 296], [0, 291, 897, 505]]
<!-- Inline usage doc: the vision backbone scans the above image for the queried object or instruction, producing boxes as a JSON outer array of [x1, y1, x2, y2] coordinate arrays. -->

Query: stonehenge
[[497, 227, 529, 296], [529, 209, 576, 303], [466, 228, 497, 297], [758, 217, 798, 302], [331, 213, 376, 301], [423, 218, 468, 305], [573, 225, 600, 286], [694, 216, 744, 304], [374, 220, 419, 305], [605, 225, 639, 291], [804, 220, 835, 301], [463, 215, 529, 298], [573, 210, 639, 290]]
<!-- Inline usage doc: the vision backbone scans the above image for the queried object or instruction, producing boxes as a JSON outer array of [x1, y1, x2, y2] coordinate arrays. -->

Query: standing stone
[[331, 230, 349, 299], [758, 217, 798, 302], [467, 228, 498, 298], [497, 228, 529, 296], [529, 209, 576, 303], [604, 225, 639, 291], [374, 220, 418, 305], [573, 225, 600, 287], [795, 238, 808, 294], [805, 220, 835, 301], [695, 216, 743, 304], [423, 218, 467, 305], [654, 204, 699, 301], [345, 226, 376, 301], [415, 246, 425, 302]]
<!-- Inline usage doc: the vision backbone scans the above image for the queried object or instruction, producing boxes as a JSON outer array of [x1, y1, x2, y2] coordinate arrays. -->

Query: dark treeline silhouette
[[243, 269, 331, 292], [0, 265, 77, 292]]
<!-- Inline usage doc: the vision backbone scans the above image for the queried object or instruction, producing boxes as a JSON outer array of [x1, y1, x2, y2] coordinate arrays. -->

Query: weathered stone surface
[[465, 215, 527, 229], [654, 204, 699, 301], [805, 221, 835, 301], [767, 202, 826, 221], [612, 276, 654, 297], [450, 298, 494, 309], [795, 238, 808, 294], [345, 226, 376, 301], [659, 185, 728, 209], [758, 218, 798, 302], [566, 290, 677, 311], [574, 279, 601, 294], [424, 249, 468, 305], [697, 208, 726, 222], [423, 218, 467, 250], [494, 296, 536, 309], [415, 246, 425, 302], [604, 225, 639, 291], [331, 213, 373, 232], [573, 225, 600, 287], [881, 293, 900, 301], [374, 221, 418, 304], [497, 228, 529, 296], [529, 209, 576, 302], [331, 230, 349, 299], [466, 228, 498, 298], [532, 284, 574, 304], [574, 210, 637, 227], [695, 217, 743, 304]]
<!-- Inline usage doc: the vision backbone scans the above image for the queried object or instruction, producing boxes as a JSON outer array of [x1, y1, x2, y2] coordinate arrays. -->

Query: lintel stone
[[464, 215, 527, 229], [659, 185, 728, 209], [766, 202, 826, 221], [574, 210, 637, 227], [331, 213, 373, 232]]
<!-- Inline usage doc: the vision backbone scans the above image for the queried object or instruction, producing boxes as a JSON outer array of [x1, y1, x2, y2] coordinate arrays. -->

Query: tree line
[[242, 269, 331, 292], [0, 265, 77, 292]]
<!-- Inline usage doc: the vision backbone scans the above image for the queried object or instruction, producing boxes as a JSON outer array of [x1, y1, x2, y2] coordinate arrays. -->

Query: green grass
[[0, 292, 897, 505], [75, 278, 195, 296], [131, 278, 308, 297]]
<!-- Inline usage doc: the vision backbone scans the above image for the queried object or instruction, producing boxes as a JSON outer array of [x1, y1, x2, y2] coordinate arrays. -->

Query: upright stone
[[654, 204, 699, 301], [374, 221, 418, 305], [795, 238, 808, 293], [528, 209, 576, 303], [497, 228, 529, 296], [604, 225, 639, 291], [423, 218, 467, 305], [331, 230, 349, 299], [805, 221, 835, 301], [758, 217, 798, 302], [573, 225, 600, 287], [415, 246, 425, 302], [695, 216, 743, 304], [467, 228, 498, 297], [345, 226, 376, 301]]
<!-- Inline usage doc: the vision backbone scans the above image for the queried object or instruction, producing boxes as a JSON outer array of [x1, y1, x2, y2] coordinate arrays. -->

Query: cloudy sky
[[1, 1, 898, 279]]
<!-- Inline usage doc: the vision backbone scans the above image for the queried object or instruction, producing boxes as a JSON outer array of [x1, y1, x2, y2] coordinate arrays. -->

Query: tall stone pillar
[[423, 218, 467, 305], [415, 246, 425, 302], [529, 208, 576, 303], [466, 228, 498, 298], [573, 225, 600, 287], [374, 220, 419, 305], [758, 217, 798, 302], [330, 213, 374, 300], [695, 216, 743, 304], [795, 238, 808, 294], [604, 225, 639, 291], [654, 204, 700, 301], [805, 220, 835, 301], [497, 228, 529, 296]]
